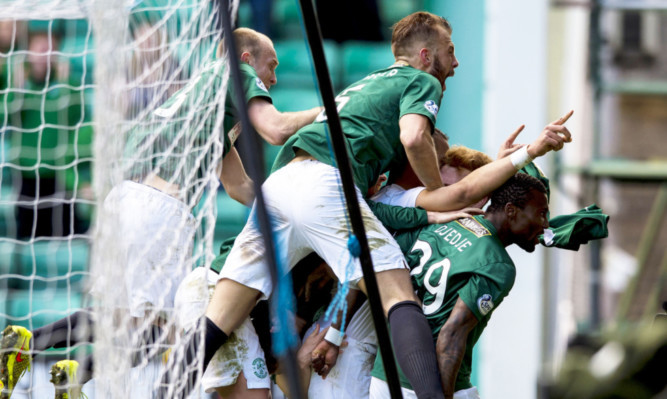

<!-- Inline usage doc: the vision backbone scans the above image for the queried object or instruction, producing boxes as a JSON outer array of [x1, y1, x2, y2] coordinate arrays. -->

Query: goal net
[[1, 0, 237, 397]]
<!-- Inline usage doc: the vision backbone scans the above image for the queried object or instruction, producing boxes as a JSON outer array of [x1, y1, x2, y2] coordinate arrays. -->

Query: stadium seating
[[270, 87, 321, 112], [0, 184, 16, 238], [341, 41, 395, 87], [215, 191, 250, 242], [5, 289, 84, 330], [14, 239, 90, 291], [273, 39, 342, 90], [0, 240, 20, 289], [378, 0, 424, 27], [272, 0, 303, 39]]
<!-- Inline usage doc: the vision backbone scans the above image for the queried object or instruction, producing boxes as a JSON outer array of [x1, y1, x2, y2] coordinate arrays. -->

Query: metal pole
[[589, 0, 603, 331], [295, 1, 403, 398]]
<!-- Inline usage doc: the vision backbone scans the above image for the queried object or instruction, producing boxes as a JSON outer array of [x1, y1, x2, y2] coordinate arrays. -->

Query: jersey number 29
[[409, 239, 451, 315]]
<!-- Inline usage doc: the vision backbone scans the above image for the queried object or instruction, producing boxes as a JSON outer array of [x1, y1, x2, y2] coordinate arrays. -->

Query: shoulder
[[371, 184, 412, 206], [238, 63, 271, 96], [401, 67, 441, 89]]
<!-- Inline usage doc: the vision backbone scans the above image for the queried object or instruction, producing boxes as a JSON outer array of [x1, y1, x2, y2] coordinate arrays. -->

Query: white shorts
[[219, 160, 408, 298], [99, 180, 196, 318], [369, 377, 480, 399], [306, 300, 377, 399], [174, 267, 270, 392]]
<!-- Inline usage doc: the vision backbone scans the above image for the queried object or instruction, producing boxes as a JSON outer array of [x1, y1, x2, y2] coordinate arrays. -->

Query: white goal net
[[1, 0, 238, 397]]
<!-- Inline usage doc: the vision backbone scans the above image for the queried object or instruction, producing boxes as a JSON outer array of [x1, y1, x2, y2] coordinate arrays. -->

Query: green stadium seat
[[237, 1, 253, 28], [15, 239, 90, 291], [378, 0, 424, 26], [6, 289, 84, 330], [0, 184, 18, 238], [215, 192, 249, 240], [0, 241, 21, 289], [270, 87, 321, 112], [272, 0, 303, 39], [341, 41, 395, 87], [273, 39, 342, 90], [264, 142, 282, 174]]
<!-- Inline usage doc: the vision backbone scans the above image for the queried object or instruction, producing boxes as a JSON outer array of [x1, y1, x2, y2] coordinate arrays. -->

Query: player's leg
[[0, 325, 32, 397], [204, 316, 270, 399], [161, 182, 300, 397], [204, 279, 261, 341], [293, 162, 443, 398], [307, 302, 377, 399], [358, 269, 443, 399], [173, 268, 271, 399], [50, 359, 84, 399], [1, 310, 95, 396], [31, 310, 95, 351], [215, 372, 269, 399], [201, 161, 314, 358], [369, 376, 418, 399], [453, 387, 481, 399]]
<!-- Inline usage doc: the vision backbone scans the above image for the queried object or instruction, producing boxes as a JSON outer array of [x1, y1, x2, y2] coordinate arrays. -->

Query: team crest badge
[[477, 294, 494, 316], [228, 122, 241, 145], [424, 100, 439, 116], [252, 357, 268, 378], [255, 77, 268, 92]]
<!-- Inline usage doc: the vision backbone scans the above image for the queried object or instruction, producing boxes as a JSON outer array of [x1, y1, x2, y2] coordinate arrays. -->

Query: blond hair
[[216, 27, 270, 58], [444, 146, 492, 171], [391, 12, 452, 58]]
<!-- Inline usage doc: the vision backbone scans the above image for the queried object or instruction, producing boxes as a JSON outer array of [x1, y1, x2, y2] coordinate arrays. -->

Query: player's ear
[[240, 51, 252, 64], [419, 48, 431, 66], [505, 203, 517, 219]]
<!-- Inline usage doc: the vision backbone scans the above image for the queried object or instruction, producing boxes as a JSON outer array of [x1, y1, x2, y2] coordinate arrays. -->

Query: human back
[[272, 63, 443, 195]]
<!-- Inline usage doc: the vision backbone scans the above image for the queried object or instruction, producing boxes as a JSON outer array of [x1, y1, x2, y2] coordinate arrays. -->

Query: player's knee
[[360, 269, 420, 314]]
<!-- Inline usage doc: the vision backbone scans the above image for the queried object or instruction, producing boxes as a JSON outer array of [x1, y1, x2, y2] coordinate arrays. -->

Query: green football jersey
[[123, 61, 271, 202], [372, 215, 516, 391], [271, 64, 443, 195]]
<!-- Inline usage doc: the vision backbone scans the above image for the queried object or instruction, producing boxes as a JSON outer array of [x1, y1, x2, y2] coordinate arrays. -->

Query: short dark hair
[[487, 173, 547, 213], [391, 12, 452, 58]]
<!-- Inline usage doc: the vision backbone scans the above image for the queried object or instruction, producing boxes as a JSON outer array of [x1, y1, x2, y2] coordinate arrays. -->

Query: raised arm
[[436, 297, 478, 399], [247, 98, 322, 145], [416, 110, 573, 212], [399, 113, 443, 191], [219, 146, 254, 206]]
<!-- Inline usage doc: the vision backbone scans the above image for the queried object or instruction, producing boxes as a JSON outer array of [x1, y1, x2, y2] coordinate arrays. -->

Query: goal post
[[1, 0, 237, 396]]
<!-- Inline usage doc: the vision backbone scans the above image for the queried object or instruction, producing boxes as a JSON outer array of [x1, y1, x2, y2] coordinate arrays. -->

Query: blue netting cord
[[323, 235, 361, 333]]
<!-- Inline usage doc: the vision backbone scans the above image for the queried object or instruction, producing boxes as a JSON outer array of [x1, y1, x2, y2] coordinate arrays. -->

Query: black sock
[[32, 309, 94, 351], [159, 316, 228, 398], [77, 354, 94, 385], [202, 317, 227, 367], [131, 325, 166, 366], [388, 301, 444, 399]]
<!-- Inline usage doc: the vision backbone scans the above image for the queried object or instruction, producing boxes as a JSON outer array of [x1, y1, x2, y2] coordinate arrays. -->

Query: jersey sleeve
[[239, 63, 272, 104], [398, 72, 442, 127], [366, 200, 428, 232], [209, 235, 237, 274], [457, 263, 515, 321]]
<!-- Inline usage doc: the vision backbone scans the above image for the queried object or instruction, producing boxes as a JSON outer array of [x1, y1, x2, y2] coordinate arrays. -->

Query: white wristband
[[324, 327, 344, 346], [510, 146, 533, 170]]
